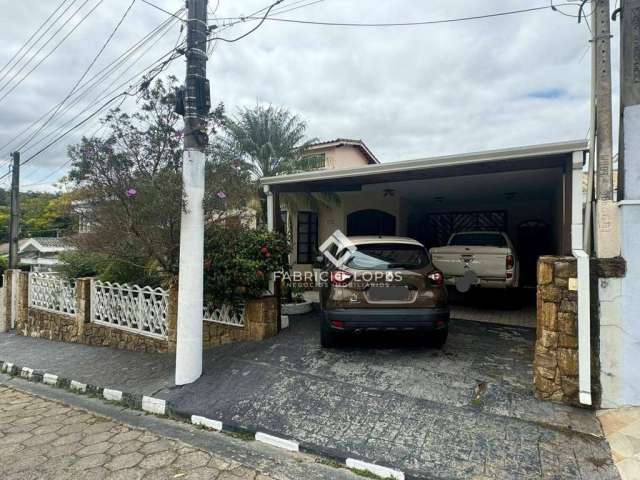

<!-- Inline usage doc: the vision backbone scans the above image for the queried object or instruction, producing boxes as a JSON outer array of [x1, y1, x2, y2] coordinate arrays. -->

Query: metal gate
[[422, 210, 507, 249]]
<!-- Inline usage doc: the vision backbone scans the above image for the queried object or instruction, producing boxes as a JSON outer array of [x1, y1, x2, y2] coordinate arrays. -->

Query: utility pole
[[8, 152, 20, 269], [593, 0, 620, 258], [175, 0, 209, 385]]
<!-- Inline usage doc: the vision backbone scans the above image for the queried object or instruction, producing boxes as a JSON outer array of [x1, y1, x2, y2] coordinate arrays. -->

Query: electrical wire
[[0, 0, 89, 95], [217, 3, 589, 28], [16, 0, 137, 152], [140, 0, 186, 21], [0, 0, 72, 83], [0, 0, 105, 106], [0, 10, 183, 154]]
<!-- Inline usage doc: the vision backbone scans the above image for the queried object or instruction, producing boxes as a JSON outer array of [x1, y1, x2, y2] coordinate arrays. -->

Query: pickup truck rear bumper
[[324, 307, 450, 332]]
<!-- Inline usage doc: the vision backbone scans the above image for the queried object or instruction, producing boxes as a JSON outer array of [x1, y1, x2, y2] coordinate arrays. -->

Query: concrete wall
[[307, 145, 372, 170]]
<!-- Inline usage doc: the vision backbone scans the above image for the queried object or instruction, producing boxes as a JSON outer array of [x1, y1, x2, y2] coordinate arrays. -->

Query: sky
[[0, 0, 620, 192]]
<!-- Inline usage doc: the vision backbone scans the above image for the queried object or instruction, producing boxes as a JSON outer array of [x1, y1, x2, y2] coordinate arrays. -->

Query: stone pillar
[[245, 296, 278, 341], [1, 270, 18, 332], [16, 272, 29, 333], [166, 279, 178, 353], [534, 256, 581, 405], [75, 278, 92, 339], [0, 273, 7, 333]]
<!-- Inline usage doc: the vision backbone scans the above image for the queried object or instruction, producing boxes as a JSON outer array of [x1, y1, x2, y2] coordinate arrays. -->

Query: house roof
[[0, 239, 28, 256], [19, 237, 73, 254], [262, 140, 588, 192], [306, 138, 379, 164]]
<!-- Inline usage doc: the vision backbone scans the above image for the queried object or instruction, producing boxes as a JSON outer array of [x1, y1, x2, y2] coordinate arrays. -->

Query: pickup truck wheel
[[320, 322, 338, 348], [431, 328, 448, 348]]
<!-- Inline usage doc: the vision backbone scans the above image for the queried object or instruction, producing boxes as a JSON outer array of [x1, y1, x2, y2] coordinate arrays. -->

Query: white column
[[265, 186, 274, 232], [175, 150, 204, 386]]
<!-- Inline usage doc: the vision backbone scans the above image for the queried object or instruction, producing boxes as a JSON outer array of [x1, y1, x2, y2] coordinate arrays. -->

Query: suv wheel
[[320, 321, 338, 348]]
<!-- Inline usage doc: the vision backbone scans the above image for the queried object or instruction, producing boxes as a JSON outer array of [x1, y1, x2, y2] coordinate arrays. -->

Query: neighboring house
[[301, 138, 379, 171], [18, 237, 73, 272]]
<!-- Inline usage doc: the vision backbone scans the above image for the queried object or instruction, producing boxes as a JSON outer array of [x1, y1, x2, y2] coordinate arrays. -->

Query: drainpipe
[[572, 150, 592, 406]]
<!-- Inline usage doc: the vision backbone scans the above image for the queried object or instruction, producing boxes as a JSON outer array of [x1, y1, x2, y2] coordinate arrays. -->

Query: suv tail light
[[427, 271, 444, 286], [330, 270, 352, 286], [506, 255, 514, 270]]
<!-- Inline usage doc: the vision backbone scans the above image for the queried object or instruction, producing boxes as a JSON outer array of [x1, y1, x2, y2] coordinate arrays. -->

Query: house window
[[297, 211, 318, 264], [302, 153, 326, 170]]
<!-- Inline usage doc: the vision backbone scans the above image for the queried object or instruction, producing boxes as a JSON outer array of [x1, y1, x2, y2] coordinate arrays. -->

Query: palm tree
[[223, 104, 316, 178]]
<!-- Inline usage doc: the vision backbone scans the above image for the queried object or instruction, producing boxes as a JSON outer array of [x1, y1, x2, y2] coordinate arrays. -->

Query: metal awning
[[262, 140, 588, 192]]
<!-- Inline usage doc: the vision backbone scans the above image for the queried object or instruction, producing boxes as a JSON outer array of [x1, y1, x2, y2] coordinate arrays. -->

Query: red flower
[[256, 270, 264, 278], [265, 252, 271, 258], [260, 246, 269, 255]]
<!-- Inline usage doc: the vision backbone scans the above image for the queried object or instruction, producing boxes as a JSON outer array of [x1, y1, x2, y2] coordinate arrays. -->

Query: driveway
[[167, 313, 617, 479]]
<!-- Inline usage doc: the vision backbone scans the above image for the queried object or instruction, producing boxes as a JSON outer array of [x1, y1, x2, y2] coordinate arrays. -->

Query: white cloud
[[0, 0, 620, 191]]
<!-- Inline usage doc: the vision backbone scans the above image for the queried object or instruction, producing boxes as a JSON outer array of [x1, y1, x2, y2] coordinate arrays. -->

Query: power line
[[218, 3, 587, 28], [0, 0, 71, 83], [1, 10, 183, 155], [140, 0, 185, 21], [17, 0, 137, 153], [0, 0, 104, 106], [0, 0, 88, 95]]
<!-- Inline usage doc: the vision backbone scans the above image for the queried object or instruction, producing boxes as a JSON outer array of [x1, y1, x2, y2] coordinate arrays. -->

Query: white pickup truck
[[429, 231, 519, 289]]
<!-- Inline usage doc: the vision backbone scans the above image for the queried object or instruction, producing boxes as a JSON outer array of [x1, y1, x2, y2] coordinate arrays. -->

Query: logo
[[318, 229, 357, 268]]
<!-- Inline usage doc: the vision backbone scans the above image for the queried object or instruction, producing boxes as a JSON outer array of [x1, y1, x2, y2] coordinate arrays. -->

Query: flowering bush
[[203, 226, 289, 306]]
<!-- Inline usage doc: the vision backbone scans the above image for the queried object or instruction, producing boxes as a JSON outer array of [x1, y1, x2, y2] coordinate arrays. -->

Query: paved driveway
[[167, 314, 617, 479]]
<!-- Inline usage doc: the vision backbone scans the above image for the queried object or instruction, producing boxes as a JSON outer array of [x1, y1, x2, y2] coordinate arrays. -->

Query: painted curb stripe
[[70, 380, 87, 393], [255, 432, 300, 452], [346, 458, 405, 480], [191, 415, 223, 431], [43, 373, 58, 386], [20, 367, 33, 379], [141, 396, 166, 415], [103, 388, 123, 402], [3, 362, 14, 373]]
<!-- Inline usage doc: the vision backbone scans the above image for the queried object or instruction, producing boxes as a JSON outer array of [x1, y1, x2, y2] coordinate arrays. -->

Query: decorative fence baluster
[[203, 303, 245, 327], [29, 273, 77, 316], [91, 280, 168, 339]]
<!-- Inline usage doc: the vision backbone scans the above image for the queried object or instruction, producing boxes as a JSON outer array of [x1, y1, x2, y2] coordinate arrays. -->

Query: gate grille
[[423, 210, 507, 249]]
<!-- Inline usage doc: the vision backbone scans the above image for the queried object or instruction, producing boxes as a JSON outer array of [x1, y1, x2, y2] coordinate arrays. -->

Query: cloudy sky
[[0, 0, 620, 191]]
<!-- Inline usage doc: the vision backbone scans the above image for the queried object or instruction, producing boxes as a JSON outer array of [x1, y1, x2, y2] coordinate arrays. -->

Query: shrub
[[204, 226, 289, 306]]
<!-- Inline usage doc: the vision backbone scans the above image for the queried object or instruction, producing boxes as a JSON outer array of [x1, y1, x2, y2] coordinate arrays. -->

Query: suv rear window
[[344, 243, 429, 270], [449, 233, 507, 247]]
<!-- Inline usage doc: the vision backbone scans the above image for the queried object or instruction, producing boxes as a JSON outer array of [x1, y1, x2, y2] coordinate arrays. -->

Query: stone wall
[[10, 272, 279, 354], [203, 297, 279, 349], [534, 256, 581, 405]]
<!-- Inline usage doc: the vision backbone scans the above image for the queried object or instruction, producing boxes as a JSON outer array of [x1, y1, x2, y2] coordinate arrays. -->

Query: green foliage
[[0, 189, 72, 243], [58, 251, 162, 287], [204, 226, 289, 306], [221, 104, 317, 178]]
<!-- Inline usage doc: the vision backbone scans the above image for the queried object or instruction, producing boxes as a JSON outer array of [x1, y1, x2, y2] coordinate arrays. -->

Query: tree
[[67, 77, 255, 282], [222, 105, 317, 178]]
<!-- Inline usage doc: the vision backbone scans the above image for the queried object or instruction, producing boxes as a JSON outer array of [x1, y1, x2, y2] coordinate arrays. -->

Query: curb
[[0, 359, 412, 480]]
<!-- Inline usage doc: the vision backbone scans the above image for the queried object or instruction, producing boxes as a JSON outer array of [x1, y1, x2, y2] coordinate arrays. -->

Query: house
[[263, 139, 625, 408], [301, 138, 379, 170], [18, 237, 73, 272]]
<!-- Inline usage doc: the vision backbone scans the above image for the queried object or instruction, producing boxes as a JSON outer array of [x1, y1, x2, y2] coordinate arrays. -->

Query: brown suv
[[319, 236, 449, 348]]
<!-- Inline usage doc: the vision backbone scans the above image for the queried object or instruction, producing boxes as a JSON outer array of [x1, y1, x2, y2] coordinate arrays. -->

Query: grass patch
[[348, 467, 392, 480]]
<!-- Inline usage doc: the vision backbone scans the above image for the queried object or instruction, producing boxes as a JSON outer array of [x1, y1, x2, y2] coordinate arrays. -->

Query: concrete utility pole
[[8, 152, 20, 269], [603, 0, 640, 408], [593, 0, 620, 258], [175, 0, 209, 385]]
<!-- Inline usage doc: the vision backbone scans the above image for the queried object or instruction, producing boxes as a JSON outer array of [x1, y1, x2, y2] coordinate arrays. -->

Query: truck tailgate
[[431, 246, 509, 279]]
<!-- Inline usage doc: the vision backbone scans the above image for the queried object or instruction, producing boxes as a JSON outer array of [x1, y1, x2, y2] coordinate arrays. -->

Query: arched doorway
[[347, 209, 396, 236]]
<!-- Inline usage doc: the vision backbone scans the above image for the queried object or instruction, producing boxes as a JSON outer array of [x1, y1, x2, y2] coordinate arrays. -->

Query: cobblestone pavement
[[0, 385, 281, 480], [0, 314, 619, 479]]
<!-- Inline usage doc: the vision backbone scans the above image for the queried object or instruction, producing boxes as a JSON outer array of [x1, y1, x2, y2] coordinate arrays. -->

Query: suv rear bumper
[[324, 307, 449, 332]]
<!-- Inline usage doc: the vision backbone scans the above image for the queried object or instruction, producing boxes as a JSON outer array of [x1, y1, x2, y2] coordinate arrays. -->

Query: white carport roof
[[262, 140, 588, 192]]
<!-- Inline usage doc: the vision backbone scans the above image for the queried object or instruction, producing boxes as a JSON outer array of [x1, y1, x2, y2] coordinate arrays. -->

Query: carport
[[262, 140, 588, 328]]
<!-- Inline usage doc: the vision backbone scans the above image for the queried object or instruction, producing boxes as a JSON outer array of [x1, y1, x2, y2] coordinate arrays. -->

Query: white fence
[[29, 273, 77, 316], [204, 303, 245, 327], [91, 280, 169, 339]]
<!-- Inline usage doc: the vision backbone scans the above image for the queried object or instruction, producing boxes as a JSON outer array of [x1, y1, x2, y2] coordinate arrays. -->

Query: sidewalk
[[598, 407, 640, 480]]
